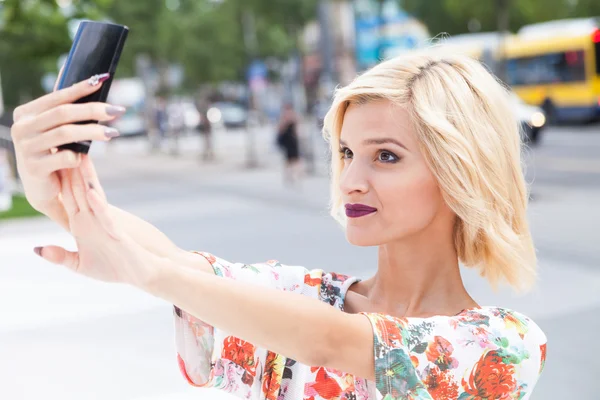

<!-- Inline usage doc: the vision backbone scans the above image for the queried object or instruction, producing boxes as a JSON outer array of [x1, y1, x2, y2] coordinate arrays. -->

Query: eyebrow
[[339, 138, 408, 151]]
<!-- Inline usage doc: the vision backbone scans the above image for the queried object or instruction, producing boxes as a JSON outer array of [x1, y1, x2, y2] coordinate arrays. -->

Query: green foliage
[[0, 0, 113, 108], [104, 0, 317, 85], [0, 195, 42, 220], [0, 0, 316, 109], [402, 0, 599, 36]]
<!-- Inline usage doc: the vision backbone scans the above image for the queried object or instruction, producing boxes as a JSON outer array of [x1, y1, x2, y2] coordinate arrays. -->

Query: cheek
[[378, 166, 443, 228]]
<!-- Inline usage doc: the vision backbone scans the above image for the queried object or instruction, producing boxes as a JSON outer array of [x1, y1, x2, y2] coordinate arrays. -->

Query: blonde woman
[[12, 49, 547, 399]]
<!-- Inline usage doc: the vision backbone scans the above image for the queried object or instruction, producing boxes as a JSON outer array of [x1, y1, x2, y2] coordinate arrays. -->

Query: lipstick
[[345, 204, 377, 218]]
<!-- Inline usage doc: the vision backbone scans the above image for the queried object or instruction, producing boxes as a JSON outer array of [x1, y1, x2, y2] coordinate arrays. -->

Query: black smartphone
[[56, 20, 129, 154]]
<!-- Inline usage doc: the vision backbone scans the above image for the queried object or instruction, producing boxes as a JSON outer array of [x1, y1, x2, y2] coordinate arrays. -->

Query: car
[[182, 102, 201, 131], [207, 102, 248, 129], [108, 105, 146, 137], [511, 93, 546, 145], [106, 78, 147, 137]]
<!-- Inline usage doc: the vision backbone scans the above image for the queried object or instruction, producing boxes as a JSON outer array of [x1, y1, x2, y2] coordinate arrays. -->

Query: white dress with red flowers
[[174, 253, 547, 400]]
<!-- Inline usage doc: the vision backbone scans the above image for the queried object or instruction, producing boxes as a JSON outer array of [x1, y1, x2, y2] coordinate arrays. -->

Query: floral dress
[[173, 253, 547, 400]]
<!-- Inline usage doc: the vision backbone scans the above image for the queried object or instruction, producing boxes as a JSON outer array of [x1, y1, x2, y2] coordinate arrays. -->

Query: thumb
[[34, 246, 80, 271]]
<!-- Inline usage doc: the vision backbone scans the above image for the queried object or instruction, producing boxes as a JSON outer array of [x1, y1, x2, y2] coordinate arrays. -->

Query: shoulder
[[362, 307, 547, 399], [364, 307, 547, 365], [451, 307, 548, 394], [413, 306, 547, 366], [453, 306, 547, 353]]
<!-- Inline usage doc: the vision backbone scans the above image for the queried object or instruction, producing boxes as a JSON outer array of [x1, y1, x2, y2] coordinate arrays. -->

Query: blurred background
[[1, 1, 599, 399]]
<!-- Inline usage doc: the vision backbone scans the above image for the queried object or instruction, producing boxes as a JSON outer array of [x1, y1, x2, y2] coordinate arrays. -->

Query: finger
[[32, 149, 82, 177], [27, 123, 119, 153], [79, 154, 106, 200], [59, 169, 79, 217], [24, 102, 126, 135], [34, 246, 80, 272], [13, 73, 111, 123], [72, 166, 91, 213], [87, 186, 121, 240]]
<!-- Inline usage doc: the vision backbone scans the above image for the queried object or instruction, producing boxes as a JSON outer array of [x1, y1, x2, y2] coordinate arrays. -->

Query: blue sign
[[247, 60, 267, 82], [247, 60, 268, 92], [354, 0, 428, 70]]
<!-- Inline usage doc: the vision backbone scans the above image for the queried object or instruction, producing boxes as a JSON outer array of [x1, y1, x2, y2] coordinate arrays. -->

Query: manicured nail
[[88, 73, 110, 86], [106, 105, 126, 117], [104, 127, 120, 138], [88, 182, 95, 190], [33, 247, 43, 257]]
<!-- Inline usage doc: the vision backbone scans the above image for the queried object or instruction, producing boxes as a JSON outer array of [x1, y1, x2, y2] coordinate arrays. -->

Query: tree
[[106, 0, 318, 88], [0, 0, 318, 109], [0, 0, 113, 109], [571, 0, 600, 19], [402, 0, 580, 36]]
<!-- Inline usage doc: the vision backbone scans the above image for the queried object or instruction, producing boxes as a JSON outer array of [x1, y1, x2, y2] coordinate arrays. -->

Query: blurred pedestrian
[[198, 101, 215, 162], [155, 95, 168, 144], [167, 98, 187, 156], [276, 103, 303, 186]]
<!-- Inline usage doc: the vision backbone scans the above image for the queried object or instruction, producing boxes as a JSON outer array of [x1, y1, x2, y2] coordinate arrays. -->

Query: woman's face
[[339, 100, 454, 246]]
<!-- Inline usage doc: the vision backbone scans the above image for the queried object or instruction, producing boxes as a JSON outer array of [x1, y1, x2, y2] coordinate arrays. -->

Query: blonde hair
[[322, 48, 537, 292]]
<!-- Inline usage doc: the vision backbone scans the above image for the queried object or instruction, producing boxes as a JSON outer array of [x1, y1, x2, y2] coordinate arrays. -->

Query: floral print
[[422, 366, 459, 399], [425, 336, 458, 371], [539, 343, 547, 375], [222, 337, 258, 386], [262, 352, 285, 400], [173, 253, 547, 399], [365, 310, 547, 400], [461, 350, 517, 399]]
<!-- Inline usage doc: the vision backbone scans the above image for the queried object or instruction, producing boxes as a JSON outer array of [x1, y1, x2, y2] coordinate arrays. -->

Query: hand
[[10, 73, 124, 221], [35, 162, 161, 288], [76, 155, 189, 261]]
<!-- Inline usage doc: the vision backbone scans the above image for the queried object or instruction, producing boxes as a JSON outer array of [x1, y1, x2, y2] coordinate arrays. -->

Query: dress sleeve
[[173, 252, 309, 398], [360, 308, 547, 400]]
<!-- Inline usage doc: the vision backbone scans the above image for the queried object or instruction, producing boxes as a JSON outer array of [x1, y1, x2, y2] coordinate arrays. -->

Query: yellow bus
[[439, 32, 504, 68], [503, 18, 600, 123]]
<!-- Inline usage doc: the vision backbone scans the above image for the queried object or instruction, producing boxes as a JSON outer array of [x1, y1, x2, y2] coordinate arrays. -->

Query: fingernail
[[104, 127, 120, 138], [88, 182, 95, 190], [33, 247, 43, 257], [106, 105, 126, 117], [88, 73, 110, 86]]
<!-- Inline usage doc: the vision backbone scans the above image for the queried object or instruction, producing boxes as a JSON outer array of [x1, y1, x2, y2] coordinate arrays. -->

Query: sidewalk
[[0, 124, 334, 238]]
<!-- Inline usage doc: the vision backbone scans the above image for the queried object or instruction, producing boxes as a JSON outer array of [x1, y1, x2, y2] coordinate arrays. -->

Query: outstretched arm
[[36, 160, 373, 381], [148, 260, 375, 380]]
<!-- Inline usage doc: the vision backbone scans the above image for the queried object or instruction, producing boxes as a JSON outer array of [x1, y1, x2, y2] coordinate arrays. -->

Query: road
[[1, 124, 599, 399]]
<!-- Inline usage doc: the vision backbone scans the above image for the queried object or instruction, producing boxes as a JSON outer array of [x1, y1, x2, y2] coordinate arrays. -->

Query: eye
[[339, 146, 353, 160], [377, 150, 399, 163]]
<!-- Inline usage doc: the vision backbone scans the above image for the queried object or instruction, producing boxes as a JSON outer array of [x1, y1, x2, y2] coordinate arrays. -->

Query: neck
[[361, 228, 476, 318]]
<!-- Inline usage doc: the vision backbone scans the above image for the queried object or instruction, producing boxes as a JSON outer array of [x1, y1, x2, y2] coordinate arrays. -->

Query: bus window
[[507, 50, 586, 85], [559, 50, 586, 82], [595, 41, 600, 75]]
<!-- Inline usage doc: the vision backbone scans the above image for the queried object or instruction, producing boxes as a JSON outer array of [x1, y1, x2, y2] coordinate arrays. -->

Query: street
[[1, 124, 599, 399]]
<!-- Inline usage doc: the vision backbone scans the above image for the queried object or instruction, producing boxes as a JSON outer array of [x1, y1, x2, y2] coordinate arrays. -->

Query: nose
[[339, 159, 370, 196]]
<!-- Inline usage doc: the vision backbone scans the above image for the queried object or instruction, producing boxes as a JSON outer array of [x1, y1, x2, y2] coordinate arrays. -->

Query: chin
[[345, 228, 381, 247]]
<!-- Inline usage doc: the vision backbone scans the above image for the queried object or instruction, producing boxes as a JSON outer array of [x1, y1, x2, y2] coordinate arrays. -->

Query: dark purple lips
[[345, 203, 377, 218]]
